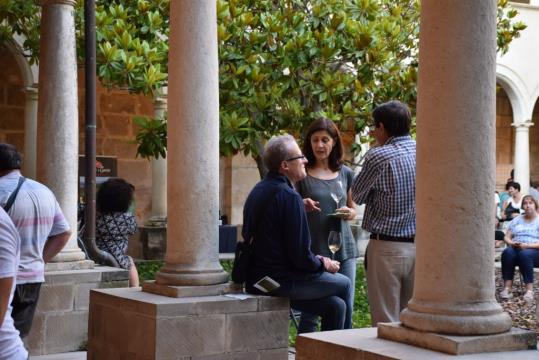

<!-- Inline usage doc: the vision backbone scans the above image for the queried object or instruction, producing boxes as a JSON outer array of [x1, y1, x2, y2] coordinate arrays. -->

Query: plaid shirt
[[352, 135, 416, 237]]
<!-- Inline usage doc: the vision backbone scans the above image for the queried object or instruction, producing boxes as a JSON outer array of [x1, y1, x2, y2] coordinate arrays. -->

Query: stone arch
[[6, 35, 38, 87], [496, 64, 532, 123]]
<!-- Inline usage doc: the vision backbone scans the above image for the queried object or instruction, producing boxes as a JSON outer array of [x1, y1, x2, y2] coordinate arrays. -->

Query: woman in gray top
[[296, 117, 359, 333]]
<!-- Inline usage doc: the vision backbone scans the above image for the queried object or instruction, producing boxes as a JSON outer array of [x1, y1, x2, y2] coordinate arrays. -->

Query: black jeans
[[11, 282, 42, 338]]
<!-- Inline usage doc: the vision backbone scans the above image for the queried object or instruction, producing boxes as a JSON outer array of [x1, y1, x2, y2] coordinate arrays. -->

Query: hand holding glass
[[328, 231, 342, 259]]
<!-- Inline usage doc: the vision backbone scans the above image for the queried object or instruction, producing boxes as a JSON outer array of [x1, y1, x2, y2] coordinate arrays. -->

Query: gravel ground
[[495, 268, 539, 334]]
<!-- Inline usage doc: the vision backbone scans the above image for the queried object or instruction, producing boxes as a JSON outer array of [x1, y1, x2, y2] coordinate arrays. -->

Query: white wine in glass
[[328, 231, 342, 259]]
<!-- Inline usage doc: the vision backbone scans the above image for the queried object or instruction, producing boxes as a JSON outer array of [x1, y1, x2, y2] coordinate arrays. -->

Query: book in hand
[[253, 276, 281, 293]]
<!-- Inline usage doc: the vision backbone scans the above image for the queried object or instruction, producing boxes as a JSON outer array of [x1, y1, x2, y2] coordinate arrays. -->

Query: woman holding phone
[[500, 195, 539, 304]]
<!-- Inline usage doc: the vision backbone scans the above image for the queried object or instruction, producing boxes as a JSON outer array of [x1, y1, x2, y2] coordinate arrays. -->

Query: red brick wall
[[0, 47, 25, 150], [0, 47, 153, 222]]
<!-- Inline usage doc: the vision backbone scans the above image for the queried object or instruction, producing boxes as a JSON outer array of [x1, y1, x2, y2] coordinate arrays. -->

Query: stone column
[[153, 0, 228, 286], [36, 0, 86, 262], [512, 121, 532, 195], [23, 85, 38, 179], [148, 96, 167, 224], [399, 0, 511, 335]]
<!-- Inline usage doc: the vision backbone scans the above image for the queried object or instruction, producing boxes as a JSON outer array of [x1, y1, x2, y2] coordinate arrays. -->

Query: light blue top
[[508, 215, 539, 244]]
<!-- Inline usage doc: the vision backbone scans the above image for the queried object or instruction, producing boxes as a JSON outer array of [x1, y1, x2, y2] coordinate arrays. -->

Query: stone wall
[[25, 266, 129, 355]]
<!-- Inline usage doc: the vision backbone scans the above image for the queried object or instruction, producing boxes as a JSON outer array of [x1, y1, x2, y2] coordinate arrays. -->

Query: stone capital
[[40, 0, 77, 7], [24, 85, 38, 99], [511, 121, 533, 129]]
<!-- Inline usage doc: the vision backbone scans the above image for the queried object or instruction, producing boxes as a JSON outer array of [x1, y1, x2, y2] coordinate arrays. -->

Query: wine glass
[[328, 231, 342, 259], [330, 192, 343, 210]]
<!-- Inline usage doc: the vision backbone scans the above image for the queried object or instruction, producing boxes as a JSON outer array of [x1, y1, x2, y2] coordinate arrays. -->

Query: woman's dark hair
[[97, 178, 135, 213], [373, 100, 411, 137], [506, 181, 521, 192], [303, 117, 344, 172]]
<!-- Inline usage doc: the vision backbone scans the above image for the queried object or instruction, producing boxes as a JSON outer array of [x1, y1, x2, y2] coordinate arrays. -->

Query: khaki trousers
[[366, 240, 415, 326]]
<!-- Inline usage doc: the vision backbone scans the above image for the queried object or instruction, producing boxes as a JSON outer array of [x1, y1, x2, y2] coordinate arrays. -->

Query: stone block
[[24, 313, 45, 355], [36, 284, 75, 312], [88, 289, 290, 360], [100, 92, 137, 114], [102, 114, 132, 136], [226, 310, 289, 352], [45, 260, 95, 272], [378, 322, 537, 355], [44, 268, 101, 284], [156, 315, 226, 358], [258, 348, 289, 359], [99, 266, 130, 282], [296, 327, 539, 360], [43, 311, 88, 354], [74, 282, 101, 310], [257, 295, 289, 312], [143, 281, 231, 298]]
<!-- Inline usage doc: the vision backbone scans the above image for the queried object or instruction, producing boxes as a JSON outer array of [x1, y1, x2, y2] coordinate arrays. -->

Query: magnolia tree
[[0, 0, 526, 175]]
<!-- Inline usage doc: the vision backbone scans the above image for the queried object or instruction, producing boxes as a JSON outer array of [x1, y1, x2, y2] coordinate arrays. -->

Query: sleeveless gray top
[[296, 165, 359, 261]]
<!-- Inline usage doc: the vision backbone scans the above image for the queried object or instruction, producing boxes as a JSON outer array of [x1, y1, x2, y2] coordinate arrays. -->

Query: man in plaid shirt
[[352, 100, 416, 326]]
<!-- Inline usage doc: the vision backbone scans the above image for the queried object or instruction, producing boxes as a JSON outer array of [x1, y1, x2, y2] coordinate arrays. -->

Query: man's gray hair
[[263, 134, 296, 173]]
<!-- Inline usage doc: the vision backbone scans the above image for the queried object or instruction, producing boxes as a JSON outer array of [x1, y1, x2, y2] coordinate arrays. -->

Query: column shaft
[[400, 0, 511, 334], [512, 122, 532, 195], [23, 86, 38, 179], [149, 97, 167, 223], [37, 0, 85, 262], [155, 0, 228, 286]]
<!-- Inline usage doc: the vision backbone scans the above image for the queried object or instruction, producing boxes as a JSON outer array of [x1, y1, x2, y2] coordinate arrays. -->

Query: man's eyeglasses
[[285, 154, 306, 162]]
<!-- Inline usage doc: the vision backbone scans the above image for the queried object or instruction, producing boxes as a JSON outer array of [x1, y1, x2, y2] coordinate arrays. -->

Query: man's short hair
[[263, 134, 296, 173], [373, 100, 411, 137], [0, 143, 22, 171]]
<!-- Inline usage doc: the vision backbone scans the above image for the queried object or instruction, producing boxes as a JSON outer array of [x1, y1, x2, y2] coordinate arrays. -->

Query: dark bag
[[231, 184, 283, 284], [231, 236, 254, 284]]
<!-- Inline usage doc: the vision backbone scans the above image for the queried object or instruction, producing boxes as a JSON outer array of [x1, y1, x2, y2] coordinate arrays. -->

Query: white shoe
[[500, 288, 513, 299], [523, 290, 534, 304]]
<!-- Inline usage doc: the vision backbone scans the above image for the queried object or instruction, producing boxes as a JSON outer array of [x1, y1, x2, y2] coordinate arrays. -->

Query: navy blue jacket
[[242, 172, 323, 289]]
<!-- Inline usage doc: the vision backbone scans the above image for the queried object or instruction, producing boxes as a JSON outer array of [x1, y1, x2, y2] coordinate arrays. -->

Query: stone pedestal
[[88, 289, 289, 360], [296, 328, 539, 360], [25, 266, 128, 356], [140, 224, 167, 260]]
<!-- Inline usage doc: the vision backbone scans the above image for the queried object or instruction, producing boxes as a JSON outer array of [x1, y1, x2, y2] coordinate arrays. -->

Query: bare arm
[[0, 277, 13, 326], [43, 230, 71, 263], [504, 230, 515, 246]]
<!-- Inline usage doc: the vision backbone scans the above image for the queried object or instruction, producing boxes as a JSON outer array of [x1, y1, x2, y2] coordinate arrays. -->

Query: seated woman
[[96, 178, 139, 287], [500, 195, 539, 303]]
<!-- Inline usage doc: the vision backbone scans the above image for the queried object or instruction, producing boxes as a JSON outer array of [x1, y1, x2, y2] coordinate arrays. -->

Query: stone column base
[[88, 288, 290, 359], [296, 327, 538, 360], [45, 259, 94, 272], [378, 322, 536, 355]]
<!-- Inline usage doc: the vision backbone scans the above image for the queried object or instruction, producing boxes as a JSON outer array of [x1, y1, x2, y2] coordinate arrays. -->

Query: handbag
[[231, 184, 283, 284]]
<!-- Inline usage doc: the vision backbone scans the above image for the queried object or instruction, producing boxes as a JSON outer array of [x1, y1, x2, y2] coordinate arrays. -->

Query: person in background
[[96, 178, 139, 287], [0, 143, 70, 338], [500, 195, 539, 304], [243, 134, 352, 331], [501, 181, 523, 226], [295, 117, 358, 333], [529, 180, 539, 202], [351, 100, 416, 326], [0, 207, 28, 360]]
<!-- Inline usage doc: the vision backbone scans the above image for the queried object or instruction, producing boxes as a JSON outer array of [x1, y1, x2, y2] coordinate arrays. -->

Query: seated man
[[243, 134, 352, 332], [0, 207, 28, 360]]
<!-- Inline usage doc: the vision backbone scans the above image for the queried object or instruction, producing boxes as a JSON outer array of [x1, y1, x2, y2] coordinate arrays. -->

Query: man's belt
[[370, 233, 415, 243]]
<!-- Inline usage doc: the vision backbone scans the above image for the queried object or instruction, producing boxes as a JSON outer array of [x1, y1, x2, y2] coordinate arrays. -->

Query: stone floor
[[30, 349, 298, 359]]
